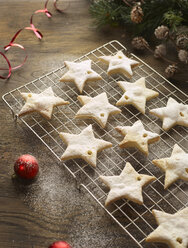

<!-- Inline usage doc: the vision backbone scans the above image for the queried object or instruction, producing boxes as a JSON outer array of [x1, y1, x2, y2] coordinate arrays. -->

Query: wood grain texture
[[0, 1, 187, 248]]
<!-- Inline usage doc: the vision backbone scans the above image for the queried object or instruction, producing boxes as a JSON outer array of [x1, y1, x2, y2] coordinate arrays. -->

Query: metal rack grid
[[2, 40, 188, 248]]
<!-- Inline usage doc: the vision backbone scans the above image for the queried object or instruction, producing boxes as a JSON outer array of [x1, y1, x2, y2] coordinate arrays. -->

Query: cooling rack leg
[[75, 179, 81, 191], [10, 109, 17, 122]]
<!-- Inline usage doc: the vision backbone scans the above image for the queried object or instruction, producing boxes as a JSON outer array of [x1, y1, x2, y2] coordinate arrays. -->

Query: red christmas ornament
[[14, 154, 39, 180], [48, 241, 72, 248]]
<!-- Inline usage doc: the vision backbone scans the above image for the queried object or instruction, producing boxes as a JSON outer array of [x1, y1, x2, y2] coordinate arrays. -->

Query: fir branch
[[90, 0, 131, 27], [89, 0, 188, 37], [163, 11, 184, 31]]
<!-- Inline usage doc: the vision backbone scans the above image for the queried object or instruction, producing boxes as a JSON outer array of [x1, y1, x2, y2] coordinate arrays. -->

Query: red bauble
[[48, 241, 72, 248], [14, 154, 39, 179]]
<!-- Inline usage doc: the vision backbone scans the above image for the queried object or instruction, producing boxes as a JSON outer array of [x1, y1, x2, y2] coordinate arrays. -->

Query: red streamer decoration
[[54, 0, 67, 13], [3, 29, 28, 72], [0, 0, 65, 80], [0, 52, 12, 79], [25, 15, 43, 40], [35, 0, 52, 17]]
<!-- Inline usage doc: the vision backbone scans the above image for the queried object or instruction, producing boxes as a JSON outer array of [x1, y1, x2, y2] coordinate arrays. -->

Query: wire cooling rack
[[2, 40, 188, 248]]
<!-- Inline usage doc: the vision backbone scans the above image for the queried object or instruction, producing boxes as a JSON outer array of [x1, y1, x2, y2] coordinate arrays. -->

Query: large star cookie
[[99, 50, 140, 78], [116, 77, 159, 114], [115, 120, 160, 156], [100, 162, 156, 206], [18, 87, 69, 119], [152, 144, 188, 189], [150, 97, 188, 131], [59, 125, 112, 167], [75, 92, 121, 128], [146, 207, 188, 248], [60, 60, 102, 93]]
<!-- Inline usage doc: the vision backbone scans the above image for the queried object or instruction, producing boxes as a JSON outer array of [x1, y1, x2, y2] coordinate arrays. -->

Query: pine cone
[[154, 25, 169, 40], [165, 64, 178, 78], [178, 49, 188, 63], [176, 34, 188, 49], [130, 5, 143, 24], [154, 44, 166, 58], [131, 37, 149, 50]]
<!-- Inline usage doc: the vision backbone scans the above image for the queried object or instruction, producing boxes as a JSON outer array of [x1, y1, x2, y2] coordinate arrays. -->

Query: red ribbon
[[25, 15, 44, 40], [4, 43, 27, 71], [0, 29, 27, 79], [0, 0, 65, 80], [0, 52, 12, 79], [54, 0, 66, 13], [35, 0, 52, 17]]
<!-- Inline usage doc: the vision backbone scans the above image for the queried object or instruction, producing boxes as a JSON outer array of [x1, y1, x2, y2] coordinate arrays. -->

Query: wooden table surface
[[0, 1, 187, 248]]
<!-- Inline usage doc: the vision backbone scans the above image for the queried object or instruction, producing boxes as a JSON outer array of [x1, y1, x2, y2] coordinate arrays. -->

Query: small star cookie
[[60, 60, 102, 93], [150, 97, 188, 131], [59, 125, 112, 167], [115, 120, 160, 156], [99, 50, 140, 78], [75, 92, 121, 128], [116, 77, 159, 114], [146, 207, 188, 248], [18, 87, 69, 119], [152, 144, 188, 189], [100, 162, 156, 206]]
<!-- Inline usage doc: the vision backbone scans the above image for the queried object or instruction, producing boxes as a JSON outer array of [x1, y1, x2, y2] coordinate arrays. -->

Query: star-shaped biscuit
[[100, 162, 156, 206], [75, 92, 121, 128], [116, 77, 159, 114], [115, 120, 160, 156], [60, 60, 102, 93], [152, 144, 188, 189], [59, 125, 112, 167], [146, 207, 188, 248], [150, 97, 188, 131], [99, 50, 140, 78], [18, 87, 69, 119]]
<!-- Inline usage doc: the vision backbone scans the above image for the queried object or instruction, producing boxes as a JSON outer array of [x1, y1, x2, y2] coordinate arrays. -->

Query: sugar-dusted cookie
[[150, 97, 188, 131], [18, 87, 69, 119], [115, 120, 160, 156], [100, 162, 156, 206], [75, 92, 121, 128], [59, 125, 112, 167], [146, 207, 188, 248], [152, 144, 188, 189], [116, 77, 159, 114], [99, 50, 140, 78], [60, 60, 102, 93]]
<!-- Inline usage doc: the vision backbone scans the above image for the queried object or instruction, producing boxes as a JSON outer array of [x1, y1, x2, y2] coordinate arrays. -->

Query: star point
[[116, 77, 159, 114], [100, 162, 156, 206], [59, 124, 112, 167], [75, 92, 121, 128], [60, 60, 102, 93], [18, 87, 69, 119], [152, 144, 188, 188], [99, 51, 140, 78]]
